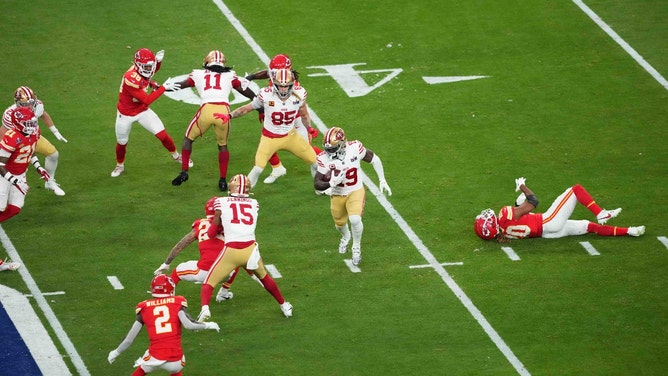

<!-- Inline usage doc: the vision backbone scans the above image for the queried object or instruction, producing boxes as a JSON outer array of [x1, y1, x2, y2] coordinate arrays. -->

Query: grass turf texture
[[0, 0, 666, 375]]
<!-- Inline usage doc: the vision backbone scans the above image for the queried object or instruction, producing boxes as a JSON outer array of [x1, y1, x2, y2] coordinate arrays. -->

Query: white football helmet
[[323, 127, 347, 160]]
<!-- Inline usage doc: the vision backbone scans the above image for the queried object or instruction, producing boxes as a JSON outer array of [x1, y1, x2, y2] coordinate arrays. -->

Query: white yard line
[[212, 2, 531, 374], [579, 241, 600, 256], [572, 0, 668, 90]]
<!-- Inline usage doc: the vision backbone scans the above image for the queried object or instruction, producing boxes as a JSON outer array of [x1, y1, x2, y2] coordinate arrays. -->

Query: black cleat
[[172, 171, 189, 186], [218, 177, 228, 192]]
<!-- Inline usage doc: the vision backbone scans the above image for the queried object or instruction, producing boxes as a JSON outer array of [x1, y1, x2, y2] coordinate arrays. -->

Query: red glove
[[36, 167, 51, 181], [149, 81, 160, 90], [307, 127, 319, 139], [213, 113, 230, 122]]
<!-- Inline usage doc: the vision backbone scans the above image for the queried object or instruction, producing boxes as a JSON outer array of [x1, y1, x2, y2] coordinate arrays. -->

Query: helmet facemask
[[474, 208, 499, 240]]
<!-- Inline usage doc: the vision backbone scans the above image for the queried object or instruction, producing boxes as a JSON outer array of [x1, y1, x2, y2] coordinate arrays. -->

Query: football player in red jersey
[[244, 54, 322, 184], [0, 107, 52, 223], [474, 177, 645, 242], [2, 86, 67, 195], [111, 48, 191, 177], [107, 274, 219, 376]]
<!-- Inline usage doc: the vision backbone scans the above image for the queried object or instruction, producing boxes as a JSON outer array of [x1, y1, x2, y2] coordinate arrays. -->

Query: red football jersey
[[0, 128, 39, 175], [192, 217, 225, 270], [497, 206, 544, 239], [117, 66, 165, 116], [136, 295, 187, 361]]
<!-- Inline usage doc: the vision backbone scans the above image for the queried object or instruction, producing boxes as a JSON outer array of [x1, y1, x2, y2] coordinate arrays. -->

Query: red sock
[[181, 149, 191, 171], [115, 143, 127, 164], [587, 223, 628, 236], [201, 284, 214, 306], [0, 205, 21, 222], [131, 367, 147, 376], [268, 153, 280, 168], [155, 130, 176, 153], [573, 184, 602, 216], [218, 150, 230, 178], [170, 372, 182, 376], [170, 270, 181, 285], [260, 275, 285, 304], [312, 145, 322, 154], [222, 267, 239, 289]]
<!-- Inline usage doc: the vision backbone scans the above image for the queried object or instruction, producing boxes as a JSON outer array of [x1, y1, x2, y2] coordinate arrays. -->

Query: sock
[[170, 270, 181, 285], [115, 143, 127, 164], [181, 149, 192, 171], [337, 224, 351, 241], [0, 205, 21, 223], [573, 184, 603, 216], [350, 215, 364, 248], [222, 267, 240, 290], [155, 130, 177, 153], [218, 150, 230, 178], [268, 153, 280, 169], [587, 223, 628, 236], [45, 152, 58, 177], [201, 284, 214, 306], [260, 275, 285, 304], [131, 367, 146, 376]]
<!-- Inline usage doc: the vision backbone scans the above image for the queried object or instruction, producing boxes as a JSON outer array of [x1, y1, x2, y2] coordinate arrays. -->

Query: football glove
[[5, 173, 29, 194], [204, 322, 220, 332], [50, 126, 68, 143], [36, 167, 51, 181], [307, 127, 319, 139], [107, 349, 120, 364], [154, 263, 170, 275], [149, 81, 160, 90], [515, 177, 526, 192], [379, 180, 392, 196], [162, 81, 181, 91], [315, 187, 333, 196], [213, 112, 230, 122], [155, 50, 165, 63], [329, 169, 346, 187]]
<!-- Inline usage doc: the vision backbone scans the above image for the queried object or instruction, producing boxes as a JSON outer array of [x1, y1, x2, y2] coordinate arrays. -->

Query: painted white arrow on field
[[423, 76, 489, 84]]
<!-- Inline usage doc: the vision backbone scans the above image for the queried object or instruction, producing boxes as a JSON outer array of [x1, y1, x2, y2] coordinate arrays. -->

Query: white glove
[[6, 173, 29, 194], [107, 349, 120, 364], [515, 177, 526, 192], [50, 126, 68, 143], [379, 180, 392, 196], [204, 322, 220, 332], [162, 81, 181, 91], [515, 192, 526, 206], [155, 50, 165, 62], [154, 263, 170, 275], [315, 187, 333, 196], [329, 169, 346, 187]]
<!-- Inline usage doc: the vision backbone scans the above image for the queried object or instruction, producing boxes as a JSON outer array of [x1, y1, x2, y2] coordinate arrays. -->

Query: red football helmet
[[269, 54, 292, 70], [323, 127, 347, 160], [14, 86, 36, 108], [271, 69, 295, 99], [474, 208, 499, 240], [203, 50, 226, 67], [134, 48, 157, 78], [228, 174, 251, 197], [205, 196, 220, 216], [11, 106, 38, 136], [151, 274, 175, 297]]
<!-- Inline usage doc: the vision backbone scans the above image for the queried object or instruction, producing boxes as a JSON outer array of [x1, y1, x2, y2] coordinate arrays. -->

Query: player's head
[[134, 48, 157, 78], [203, 50, 226, 68], [323, 127, 347, 160], [205, 196, 220, 216], [11, 106, 38, 136], [269, 54, 292, 71], [14, 86, 37, 109], [228, 174, 251, 197], [151, 273, 175, 298], [271, 69, 295, 99], [474, 208, 499, 240]]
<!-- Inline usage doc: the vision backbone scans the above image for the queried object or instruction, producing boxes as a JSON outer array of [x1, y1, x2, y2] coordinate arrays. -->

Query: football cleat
[[263, 165, 287, 184], [215, 288, 234, 302], [174, 154, 194, 168], [172, 171, 189, 186], [218, 177, 228, 192], [352, 246, 361, 266], [0, 260, 21, 271], [280, 302, 293, 318], [45, 179, 65, 196], [597, 208, 622, 224], [197, 305, 211, 322], [110, 165, 124, 177], [627, 226, 645, 237]]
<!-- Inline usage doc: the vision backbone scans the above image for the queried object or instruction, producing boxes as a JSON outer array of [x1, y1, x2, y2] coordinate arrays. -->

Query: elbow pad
[[526, 194, 539, 207]]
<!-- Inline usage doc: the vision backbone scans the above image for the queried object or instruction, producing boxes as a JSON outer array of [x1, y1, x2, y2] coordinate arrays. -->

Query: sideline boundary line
[[212, 1, 530, 374]]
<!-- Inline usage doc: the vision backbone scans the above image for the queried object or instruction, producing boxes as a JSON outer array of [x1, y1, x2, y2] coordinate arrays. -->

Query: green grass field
[[0, 0, 666, 375]]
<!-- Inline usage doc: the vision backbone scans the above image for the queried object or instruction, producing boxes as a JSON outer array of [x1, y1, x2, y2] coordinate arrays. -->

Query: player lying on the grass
[[474, 177, 645, 242], [107, 274, 219, 376]]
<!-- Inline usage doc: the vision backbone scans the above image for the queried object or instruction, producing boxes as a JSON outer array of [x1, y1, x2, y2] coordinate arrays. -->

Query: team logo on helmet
[[14, 86, 36, 108], [11, 106, 38, 136], [269, 54, 292, 70], [474, 208, 499, 240]]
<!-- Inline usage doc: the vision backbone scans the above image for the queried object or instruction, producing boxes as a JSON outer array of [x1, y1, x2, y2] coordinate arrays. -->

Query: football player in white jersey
[[2, 86, 67, 196], [169, 50, 256, 191], [213, 68, 317, 188], [313, 127, 392, 266]]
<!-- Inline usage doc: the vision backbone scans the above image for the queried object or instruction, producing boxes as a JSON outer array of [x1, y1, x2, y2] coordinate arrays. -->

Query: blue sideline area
[[0, 301, 42, 376]]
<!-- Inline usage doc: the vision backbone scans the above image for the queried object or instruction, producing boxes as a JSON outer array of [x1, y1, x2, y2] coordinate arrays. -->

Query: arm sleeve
[[115, 320, 143, 354], [178, 310, 208, 330], [369, 154, 387, 182], [126, 85, 165, 106]]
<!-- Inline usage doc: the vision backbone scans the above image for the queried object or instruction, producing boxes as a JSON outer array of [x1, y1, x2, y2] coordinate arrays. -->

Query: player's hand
[[154, 263, 170, 275], [213, 113, 230, 122], [107, 349, 120, 364], [515, 177, 526, 192], [162, 81, 181, 91], [315, 187, 333, 196], [50, 126, 68, 143], [149, 81, 160, 90], [155, 50, 165, 63], [329, 169, 346, 187], [379, 180, 392, 196], [307, 127, 319, 139], [204, 322, 220, 332], [9, 176, 29, 194], [36, 167, 51, 182]]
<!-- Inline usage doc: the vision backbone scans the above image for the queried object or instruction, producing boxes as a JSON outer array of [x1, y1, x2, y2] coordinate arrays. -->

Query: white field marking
[[658, 237, 668, 249], [343, 259, 362, 273], [213, 2, 530, 374], [579, 241, 600, 256], [410, 262, 464, 269], [25, 291, 66, 297], [0, 225, 90, 376], [107, 276, 124, 290], [572, 0, 668, 91], [0, 285, 72, 376], [501, 247, 521, 261], [265, 264, 282, 278], [423, 76, 489, 84]]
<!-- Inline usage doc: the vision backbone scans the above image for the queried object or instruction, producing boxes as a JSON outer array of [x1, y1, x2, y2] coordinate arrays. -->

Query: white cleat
[[174, 154, 194, 168], [110, 165, 124, 177], [627, 226, 645, 237], [45, 179, 65, 196], [0, 260, 21, 271], [263, 165, 287, 184], [215, 288, 234, 302], [197, 305, 211, 322], [597, 208, 621, 224], [280, 302, 293, 318], [352, 246, 361, 266], [338, 236, 350, 254]]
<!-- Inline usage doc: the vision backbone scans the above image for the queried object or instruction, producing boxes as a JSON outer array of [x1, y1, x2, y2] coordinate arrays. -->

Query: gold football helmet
[[228, 174, 251, 197], [14, 86, 36, 108], [323, 127, 347, 160], [203, 50, 226, 67]]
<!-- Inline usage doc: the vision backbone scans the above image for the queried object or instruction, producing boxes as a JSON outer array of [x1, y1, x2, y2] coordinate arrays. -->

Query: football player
[[474, 177, 645, 241], [169, 50, 256, 191], [197, 174, 293, 322], [2, 86, 67, 196], [214, 68, 317, 188], [313, 127, 392, 266], [0, 258, 20, 271], [244, 54, 322, 184], [0, 107, 52, 223], [107, 274, 219, 375], [111, 48, 191, 177]]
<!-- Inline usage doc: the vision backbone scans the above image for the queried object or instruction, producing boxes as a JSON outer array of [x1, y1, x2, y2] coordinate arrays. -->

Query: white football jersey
[[2, 101, 44, 130], [189, 69, 244, 104], [316, 140, 367, 196], [214, 196, 259, 243], [251, 85, 307, 136]]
